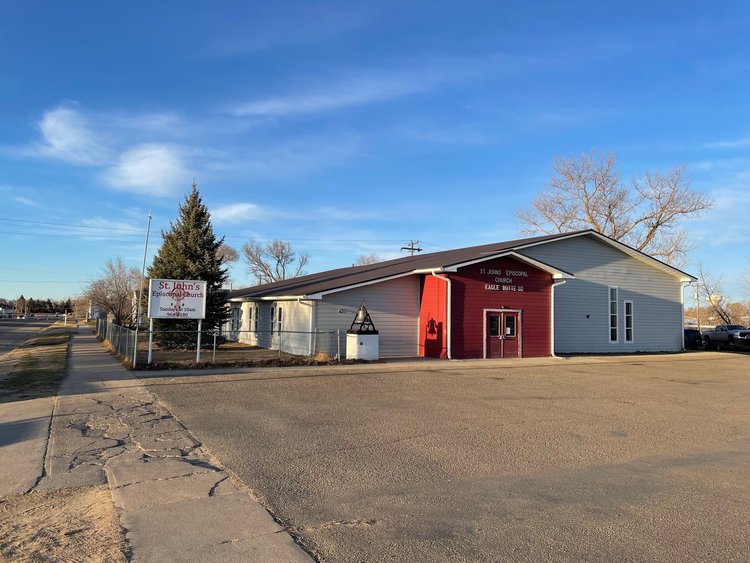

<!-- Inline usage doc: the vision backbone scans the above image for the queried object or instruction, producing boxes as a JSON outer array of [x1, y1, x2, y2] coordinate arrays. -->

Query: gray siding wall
[[315, 276, 420, 357], [520, 236, 684, 353]]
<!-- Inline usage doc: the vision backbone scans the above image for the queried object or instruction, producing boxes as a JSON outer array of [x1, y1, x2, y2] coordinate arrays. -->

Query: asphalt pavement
[[140, 352, 750, 562]]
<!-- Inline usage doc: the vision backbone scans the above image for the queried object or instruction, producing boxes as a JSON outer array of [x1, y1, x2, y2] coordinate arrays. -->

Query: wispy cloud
[[220, 132, 362, 180], [104, 144, 191, 196], [704, 136, 750, 150], [228, 55, 501, 117], [102, 111, 185, 136], [211, 203, 263, 224], [688, 156, 750, 246], [313, 206, 387, 221], [396, 122, 495, 145], [78, 217, 147, 241], [12, 196, 40, 208], [16, 106, 112, 165], [203, 4, 370, 58]]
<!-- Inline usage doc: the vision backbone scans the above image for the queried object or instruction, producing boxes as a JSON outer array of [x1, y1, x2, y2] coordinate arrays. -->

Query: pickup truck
[[702, 324, 750, 349]]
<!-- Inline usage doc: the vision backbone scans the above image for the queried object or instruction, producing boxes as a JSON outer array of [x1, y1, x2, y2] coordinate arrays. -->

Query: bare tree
[[242, 239, 309, 284], [85, 258, 141, 326], [696, 263, 734, 325], [217, 243, 239, 264], [517, 151, 713, 266], [354, 253, 383, 266]]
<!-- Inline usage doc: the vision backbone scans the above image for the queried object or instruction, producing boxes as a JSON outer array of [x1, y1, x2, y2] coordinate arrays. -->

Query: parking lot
[[141, 352, 750, 562]]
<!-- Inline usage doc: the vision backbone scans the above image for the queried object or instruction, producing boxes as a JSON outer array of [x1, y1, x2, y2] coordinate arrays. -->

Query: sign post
[[147, 279, 207, 364]]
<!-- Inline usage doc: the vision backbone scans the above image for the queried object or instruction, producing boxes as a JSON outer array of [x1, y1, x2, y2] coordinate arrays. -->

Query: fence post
[[212, 332, 217, 364], [124, 325, 129, 360], [278, 330, 283, 359], [337, 329, 341, 363]]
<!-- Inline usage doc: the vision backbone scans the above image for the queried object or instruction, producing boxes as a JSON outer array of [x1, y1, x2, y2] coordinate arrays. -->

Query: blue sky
[[1, 1, 749, 303]]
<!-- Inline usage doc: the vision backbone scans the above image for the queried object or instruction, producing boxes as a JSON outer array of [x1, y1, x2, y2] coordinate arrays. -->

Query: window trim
[[608, 286, 619, 343], [624, 299, 634, 343]]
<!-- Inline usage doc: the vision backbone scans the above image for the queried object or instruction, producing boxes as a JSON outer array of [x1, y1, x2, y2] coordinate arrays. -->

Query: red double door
[[486, 311, 520, 358]]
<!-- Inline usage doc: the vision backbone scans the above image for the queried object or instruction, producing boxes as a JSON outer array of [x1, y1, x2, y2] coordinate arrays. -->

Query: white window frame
[[624, 300, 634, 343], [608, 286, 619, 343], [271, 304, 283, 333], [230, 305, 241, 332], [252, 304, 259, 332]]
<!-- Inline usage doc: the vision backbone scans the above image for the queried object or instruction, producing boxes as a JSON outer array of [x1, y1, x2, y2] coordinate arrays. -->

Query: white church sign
[[147, 279, 207, 320]]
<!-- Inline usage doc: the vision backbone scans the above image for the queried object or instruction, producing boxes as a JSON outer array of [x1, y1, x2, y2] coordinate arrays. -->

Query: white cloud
[[705, 136, 750, 150], [211, 203, 262, 223], [12, 196, 40, 208], [397, 122, 495, 145], [78, 217, 146, 241], [229, 56, 491, 117], [203, 4, 369, 58], [223, 132, 362, 180], [103, 112, 185, 135], [232, 75, 425, 116], [29, 106, 111, 165], [104, 144, 190, 196]]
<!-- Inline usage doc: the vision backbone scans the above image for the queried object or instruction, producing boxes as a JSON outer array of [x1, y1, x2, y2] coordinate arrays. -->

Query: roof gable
[[228, 230, 694, 301]]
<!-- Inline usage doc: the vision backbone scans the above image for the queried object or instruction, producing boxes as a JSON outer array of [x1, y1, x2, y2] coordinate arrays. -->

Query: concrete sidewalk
[[1, 328, 311, 562]]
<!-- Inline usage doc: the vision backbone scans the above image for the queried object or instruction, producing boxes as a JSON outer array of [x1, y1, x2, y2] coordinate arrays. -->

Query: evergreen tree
[[147, 182, 230, 348]]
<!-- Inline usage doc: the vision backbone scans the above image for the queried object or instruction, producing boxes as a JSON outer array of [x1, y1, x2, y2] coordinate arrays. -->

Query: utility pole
[[400, 240, 423, 256], [133, 210, 152, 367], [694, 281, 701, 331]]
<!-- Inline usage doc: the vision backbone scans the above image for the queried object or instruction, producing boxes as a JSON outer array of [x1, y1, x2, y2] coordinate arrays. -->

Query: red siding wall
[[450, 257, 552, 358], [419, 274, 448, 358]]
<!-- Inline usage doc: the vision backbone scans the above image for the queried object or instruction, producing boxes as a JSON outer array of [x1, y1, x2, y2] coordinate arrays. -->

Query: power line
[[400, 240, 423, 256], [0, 216, 144, 233]]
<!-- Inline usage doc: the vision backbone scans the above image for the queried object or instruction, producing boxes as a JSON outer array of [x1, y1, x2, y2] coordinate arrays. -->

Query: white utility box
[[346, 331, 379, 361]]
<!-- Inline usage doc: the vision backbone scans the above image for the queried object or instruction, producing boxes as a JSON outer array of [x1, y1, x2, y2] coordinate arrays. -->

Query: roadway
[[0, 318, 56, 356], [140, 353, 750, 562]]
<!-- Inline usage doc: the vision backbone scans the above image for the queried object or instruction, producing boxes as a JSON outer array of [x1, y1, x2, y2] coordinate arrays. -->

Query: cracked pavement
[[36, 331, 312, 562]]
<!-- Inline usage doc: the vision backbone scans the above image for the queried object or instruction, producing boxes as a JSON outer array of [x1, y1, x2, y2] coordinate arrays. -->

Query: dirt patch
[[135, 340, 342, 370], [0, 486, 127, 561], [0, 327, 73, 403]]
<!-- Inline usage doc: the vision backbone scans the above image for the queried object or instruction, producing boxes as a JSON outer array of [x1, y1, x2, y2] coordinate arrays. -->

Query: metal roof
[[228, 229, 695, 301]]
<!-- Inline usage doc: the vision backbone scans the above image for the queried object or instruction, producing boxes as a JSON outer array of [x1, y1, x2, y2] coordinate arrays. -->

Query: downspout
[[431, 271, 452, 359], [550, 280, 568, 358], [681, 281, 690, 350]]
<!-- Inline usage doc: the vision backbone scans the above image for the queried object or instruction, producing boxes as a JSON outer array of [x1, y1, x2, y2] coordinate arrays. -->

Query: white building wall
[[276, 300, 313, 355], [520, 235, 684, 353], [315, 276, 420, 357]]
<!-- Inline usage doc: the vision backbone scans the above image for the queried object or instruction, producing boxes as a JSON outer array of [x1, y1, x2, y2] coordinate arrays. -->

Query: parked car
[[702, 324, 750, 349], [684, 328, 703, 350]]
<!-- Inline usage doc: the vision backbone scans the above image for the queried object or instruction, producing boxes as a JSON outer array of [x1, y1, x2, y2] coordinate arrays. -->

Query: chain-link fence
[[94, 319, 342, 368]]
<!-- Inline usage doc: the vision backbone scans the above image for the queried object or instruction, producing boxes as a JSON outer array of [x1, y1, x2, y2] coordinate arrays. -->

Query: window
[[609, 287, 618, 343], [230, 305, 241, 332], [505, 315, 516, 337], [624, 300, 634, 343], [248, 303, 259, 332], [271, 304, 282, 333], [489, 315, 500, 337]]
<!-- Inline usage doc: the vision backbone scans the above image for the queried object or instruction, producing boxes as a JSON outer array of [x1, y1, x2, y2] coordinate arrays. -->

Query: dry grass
[[0, 327, 74, 402]]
